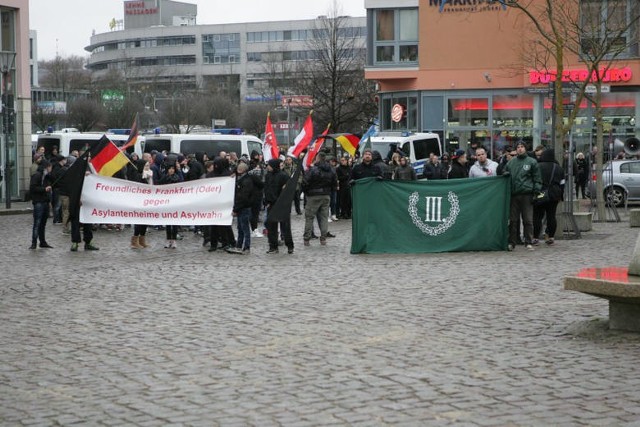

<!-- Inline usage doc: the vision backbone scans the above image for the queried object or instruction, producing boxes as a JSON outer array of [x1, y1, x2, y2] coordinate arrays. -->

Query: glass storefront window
[[492, 94, 534, 128], [381, 94, 418, 131], [447, 98, 489, 127]]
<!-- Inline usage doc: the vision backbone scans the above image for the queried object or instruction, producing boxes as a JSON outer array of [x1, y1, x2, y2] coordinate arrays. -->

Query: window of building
[[373, 8, 418, 65], [580, 0, 639, 57]]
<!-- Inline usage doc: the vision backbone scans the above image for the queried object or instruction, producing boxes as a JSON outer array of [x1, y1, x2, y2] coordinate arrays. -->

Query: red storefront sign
[[530, 67, 632, 85]]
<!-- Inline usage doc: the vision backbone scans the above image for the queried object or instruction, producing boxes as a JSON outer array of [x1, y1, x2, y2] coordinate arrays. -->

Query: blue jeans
[[236, 207, 252, 250], [31, 201, 49, 245]]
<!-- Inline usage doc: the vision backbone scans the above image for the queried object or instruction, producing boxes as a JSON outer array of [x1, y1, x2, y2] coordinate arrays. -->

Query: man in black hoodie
[[302, 152, 337, 246], [264, 159, 293, 254]]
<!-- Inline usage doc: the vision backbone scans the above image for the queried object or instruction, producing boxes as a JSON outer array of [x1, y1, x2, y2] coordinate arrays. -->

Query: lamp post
[[0, 51, 16, 209]]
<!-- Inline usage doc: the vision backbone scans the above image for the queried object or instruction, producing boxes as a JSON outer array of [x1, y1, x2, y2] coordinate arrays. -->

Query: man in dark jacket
[[302, 152, 337, 246], [264, 159, 293, 254], [350, 149, 382, 181], [227, 162, 254, 254], [503, 140, 542, 250], [448, 149, 468, 179], [29, 159, 54, 249], [424, 153, 446, 180]]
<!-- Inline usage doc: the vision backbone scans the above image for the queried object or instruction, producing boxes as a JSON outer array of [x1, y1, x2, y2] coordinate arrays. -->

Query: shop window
[[373, 8, 418, 65], [447, 98, 489, 127]]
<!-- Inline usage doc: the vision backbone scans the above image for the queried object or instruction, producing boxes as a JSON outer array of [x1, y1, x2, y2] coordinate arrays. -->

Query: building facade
[[364, 0, 640, 156], [0, 1, 30, 204], [85, 0, 366, 107]]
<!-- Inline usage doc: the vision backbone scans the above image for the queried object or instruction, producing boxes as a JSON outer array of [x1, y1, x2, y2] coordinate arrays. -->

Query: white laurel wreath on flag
[[408, 191, 460, 236]]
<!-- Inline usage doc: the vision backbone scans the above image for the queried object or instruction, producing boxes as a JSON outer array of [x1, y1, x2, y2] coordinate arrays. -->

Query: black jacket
[[233, 173, 254, 211], [539, 149, 565, 202], [29, 166, 53, 203], [448, 160, 468, 179], [304, 161, 337, 197], [424, 161, 446, 180], [264, 169, 289, 205], [351, 161, 381, 180]]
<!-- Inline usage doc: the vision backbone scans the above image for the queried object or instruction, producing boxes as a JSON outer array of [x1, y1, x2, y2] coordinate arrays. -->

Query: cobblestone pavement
[[2, 208, 640, 426]]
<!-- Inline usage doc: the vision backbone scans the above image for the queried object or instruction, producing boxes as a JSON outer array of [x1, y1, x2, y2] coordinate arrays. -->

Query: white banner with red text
[[80, 174, 235, 226]]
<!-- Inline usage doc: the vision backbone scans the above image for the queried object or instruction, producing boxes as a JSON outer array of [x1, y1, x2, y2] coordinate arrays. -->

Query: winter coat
[[393, 164, 417, 181], [29, 166, 53, 203], [303, 161, 337, 197], [538, 149, 565, 202], [448, 160, 468, 179], [504, 153, 542, 195], [233, 173, 254, 211]]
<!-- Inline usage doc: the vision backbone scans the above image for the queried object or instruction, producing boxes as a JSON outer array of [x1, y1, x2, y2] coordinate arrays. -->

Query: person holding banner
[[227, 162, 254, 255], [159, 163, 183, 249], [503, 140, 542, 251]]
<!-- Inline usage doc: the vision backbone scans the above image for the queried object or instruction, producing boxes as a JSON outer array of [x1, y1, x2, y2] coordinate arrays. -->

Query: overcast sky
[[29, 0, 366, 60]]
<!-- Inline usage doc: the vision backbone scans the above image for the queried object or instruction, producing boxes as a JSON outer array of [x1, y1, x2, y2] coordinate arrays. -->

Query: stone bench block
[[564, 267, 640, 332], [556, 211, 592, 233], [630, 209, 640, 227]]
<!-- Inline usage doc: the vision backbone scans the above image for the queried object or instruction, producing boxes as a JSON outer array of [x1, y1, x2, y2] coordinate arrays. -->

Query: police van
[[142, 133, 263, 159], [36, 132, 143, 158], [367, 132, 442, 178]]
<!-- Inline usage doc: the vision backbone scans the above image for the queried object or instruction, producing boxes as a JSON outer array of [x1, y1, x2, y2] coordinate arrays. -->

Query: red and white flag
[[288, 112, 314, 159], [263, 112, 280, 162], [303, 124, 330, 170]]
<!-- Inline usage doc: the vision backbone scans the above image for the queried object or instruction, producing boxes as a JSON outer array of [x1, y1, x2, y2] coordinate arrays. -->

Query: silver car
[[589, 160, 640, 206]]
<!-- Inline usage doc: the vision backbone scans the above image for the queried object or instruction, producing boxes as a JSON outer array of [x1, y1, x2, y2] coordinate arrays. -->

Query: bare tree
[[502, 0, 640, 219], [67, 98, 106, 132], [31, 104, 58, 132], [239, 103, 272, 137], [293, 1, 377, 133], [39, 55, 92, 93]]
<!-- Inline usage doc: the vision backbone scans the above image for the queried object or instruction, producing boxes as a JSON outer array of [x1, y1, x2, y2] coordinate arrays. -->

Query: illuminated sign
[[429, 0, 507, 13], [125, 1, 159, 15], [530, 67, 633, 85]]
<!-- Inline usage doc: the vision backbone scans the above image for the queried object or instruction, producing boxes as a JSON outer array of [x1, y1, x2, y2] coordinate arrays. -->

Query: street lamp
[[0, 51, 16, 209]]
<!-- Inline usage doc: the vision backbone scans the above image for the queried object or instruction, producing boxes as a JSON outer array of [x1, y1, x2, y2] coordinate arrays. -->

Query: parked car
[[588, 160, 640, 206]]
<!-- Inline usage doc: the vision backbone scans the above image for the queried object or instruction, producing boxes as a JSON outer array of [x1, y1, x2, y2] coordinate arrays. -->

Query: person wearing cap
[[28, 159, 54, 250], [503, 140, 542, 251], [469, 147, 499, 178], [448, 149, 468, 179]]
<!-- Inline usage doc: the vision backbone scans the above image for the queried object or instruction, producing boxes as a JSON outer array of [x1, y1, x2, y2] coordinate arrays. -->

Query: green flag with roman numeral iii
[[350, 176, 511, 254]]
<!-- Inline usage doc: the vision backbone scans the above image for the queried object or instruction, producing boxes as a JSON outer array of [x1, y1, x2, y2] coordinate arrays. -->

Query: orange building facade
[[364, 0, 640, 156]]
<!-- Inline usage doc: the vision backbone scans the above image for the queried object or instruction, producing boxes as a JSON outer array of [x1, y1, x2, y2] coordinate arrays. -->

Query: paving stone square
[[2, 206, 640, 426]]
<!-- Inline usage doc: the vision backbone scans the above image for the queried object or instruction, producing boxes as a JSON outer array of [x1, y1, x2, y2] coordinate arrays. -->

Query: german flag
[[89, 135, 129, 176], [333, 133, 360, 156]]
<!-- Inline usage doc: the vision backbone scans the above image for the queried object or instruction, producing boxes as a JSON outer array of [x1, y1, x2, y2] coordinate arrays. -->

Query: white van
[[368, 132, 442, 178], [143, 133, 263, 159], [36, 132, 143, 158]]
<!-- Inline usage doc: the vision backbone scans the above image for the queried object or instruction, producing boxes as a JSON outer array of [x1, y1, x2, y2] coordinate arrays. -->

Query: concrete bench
[[630, 209, 640, 227], [564, 267, 640, 332], [556, 211, 593, 234]]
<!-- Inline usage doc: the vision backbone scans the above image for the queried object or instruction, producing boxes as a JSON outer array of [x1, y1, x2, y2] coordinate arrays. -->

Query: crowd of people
[[28, 139, 584, 253]]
